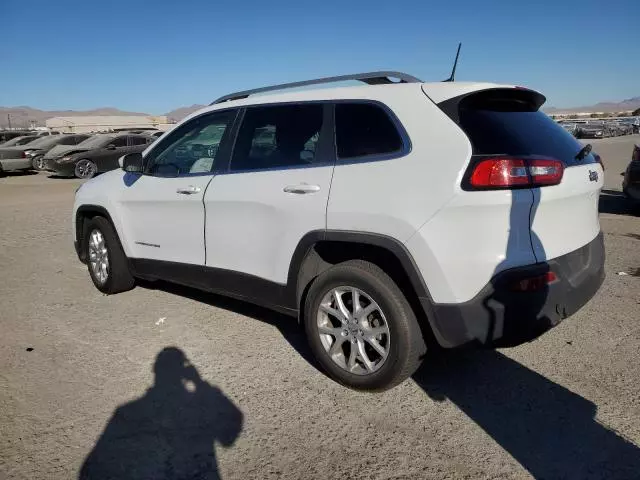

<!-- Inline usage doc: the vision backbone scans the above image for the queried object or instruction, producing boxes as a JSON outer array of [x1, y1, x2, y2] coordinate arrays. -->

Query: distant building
[[46, 115, 171, 133]]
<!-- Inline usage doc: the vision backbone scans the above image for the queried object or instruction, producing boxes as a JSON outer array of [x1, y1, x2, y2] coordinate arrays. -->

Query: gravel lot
[[1, 136, 639, 479]]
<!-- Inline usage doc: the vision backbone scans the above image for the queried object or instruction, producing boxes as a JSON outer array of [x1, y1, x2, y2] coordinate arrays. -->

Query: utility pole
[[7, 114, 12, 130]]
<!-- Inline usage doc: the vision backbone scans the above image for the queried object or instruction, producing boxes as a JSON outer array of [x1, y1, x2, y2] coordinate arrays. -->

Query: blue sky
[[2, 0, 638, 113]]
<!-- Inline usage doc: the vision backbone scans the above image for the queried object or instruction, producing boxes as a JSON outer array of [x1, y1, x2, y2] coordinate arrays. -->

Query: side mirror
[[120, 152, 143, 173], [106, 144, 116, 150]]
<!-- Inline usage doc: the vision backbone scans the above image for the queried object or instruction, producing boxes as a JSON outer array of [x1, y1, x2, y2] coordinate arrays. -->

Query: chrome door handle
[[176, 186, 201, 195], [283, 184, 321, 194]]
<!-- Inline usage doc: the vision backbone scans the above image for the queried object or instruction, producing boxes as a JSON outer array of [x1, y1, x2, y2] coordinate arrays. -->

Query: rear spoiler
[[432, 87, 547, 124]]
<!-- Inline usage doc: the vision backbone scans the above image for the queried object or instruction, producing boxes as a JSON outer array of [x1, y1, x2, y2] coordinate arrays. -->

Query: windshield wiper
[[575, 143, 592, 161]]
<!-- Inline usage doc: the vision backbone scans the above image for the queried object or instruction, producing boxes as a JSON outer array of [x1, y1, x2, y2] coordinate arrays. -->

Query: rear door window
[[110, 136, 128, 148], [456, 91, 597, 167], [335, 103, 403, 160], [129, 136, 148, 146], [230, 104, 324, 172]]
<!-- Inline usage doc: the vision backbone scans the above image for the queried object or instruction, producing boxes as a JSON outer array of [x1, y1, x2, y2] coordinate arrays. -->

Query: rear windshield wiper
[[575, 143, 592, 161]]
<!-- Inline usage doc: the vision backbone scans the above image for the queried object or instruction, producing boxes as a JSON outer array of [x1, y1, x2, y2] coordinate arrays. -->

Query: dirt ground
[[1, 135, 639, 479]]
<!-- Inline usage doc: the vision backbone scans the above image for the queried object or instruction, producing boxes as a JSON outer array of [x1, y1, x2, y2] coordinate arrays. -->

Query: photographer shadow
[[79, 347, 243, 480]]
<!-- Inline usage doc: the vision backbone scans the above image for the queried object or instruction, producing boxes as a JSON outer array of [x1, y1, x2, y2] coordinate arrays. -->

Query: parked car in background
[[47, 133, 154, 178], [0, 135, 41, 147], [616, 120, 635, 136], [31, 134, 92, 170], [560, 122, 578, 136], [0, 134, 77, 173], [578, 121, 613, 139], [622, 143, 640, 202], [0, 131, 35, 143]]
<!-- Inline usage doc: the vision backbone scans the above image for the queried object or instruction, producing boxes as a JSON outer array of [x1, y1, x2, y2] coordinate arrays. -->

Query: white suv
[[73, 72, 605, 391]]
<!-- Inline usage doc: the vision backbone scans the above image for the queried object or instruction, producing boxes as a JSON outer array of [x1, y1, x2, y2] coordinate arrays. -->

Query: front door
[[204, 103, 335, 287], [94, 135, 130, 172], [118, 109, 238, 265]]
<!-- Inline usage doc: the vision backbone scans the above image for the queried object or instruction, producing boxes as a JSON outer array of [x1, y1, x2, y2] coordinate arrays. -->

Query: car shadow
[[79, 347, 243, 480], [599, 189, 639, 216], [137, 280, 320, 371], [413, 350, 640, 479]]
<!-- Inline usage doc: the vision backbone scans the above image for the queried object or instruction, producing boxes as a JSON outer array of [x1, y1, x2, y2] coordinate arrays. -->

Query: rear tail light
[[468, 157, 564, 189], [511, 271, 557, 292], [21, 151, 26, 158]]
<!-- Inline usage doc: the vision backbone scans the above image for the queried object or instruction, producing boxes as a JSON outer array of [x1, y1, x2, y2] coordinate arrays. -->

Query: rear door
[[456, 91, 603, 262], [204, 103, 334, 286]]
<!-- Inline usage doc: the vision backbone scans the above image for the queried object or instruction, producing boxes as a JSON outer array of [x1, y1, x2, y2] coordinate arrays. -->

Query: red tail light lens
[[468, 157, 563, 189], [511, 271, 557, 292]]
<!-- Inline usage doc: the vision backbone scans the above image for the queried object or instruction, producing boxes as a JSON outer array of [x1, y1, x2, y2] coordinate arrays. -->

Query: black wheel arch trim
[[74, 205, 119, 262], [286, 230, 450, 346]]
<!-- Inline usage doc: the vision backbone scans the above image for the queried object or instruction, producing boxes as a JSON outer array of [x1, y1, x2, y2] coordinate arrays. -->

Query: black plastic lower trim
[[427, 232, 605, 348], [129, 258, 296, 316]]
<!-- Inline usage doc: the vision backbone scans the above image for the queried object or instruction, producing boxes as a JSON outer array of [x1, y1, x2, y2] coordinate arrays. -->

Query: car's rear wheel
[[32, 155, 46, 171], [84, 216, 135, 294], [75, 159, 97, 179], [303, 260, 426, 391]]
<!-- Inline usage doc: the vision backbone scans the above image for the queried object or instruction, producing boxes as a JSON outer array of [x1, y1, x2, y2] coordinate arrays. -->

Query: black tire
[[303, 260, 426, 391], [84, 216, 135, 294]]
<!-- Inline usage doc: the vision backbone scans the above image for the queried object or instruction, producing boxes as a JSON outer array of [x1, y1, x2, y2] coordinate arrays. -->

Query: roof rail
[[210, 71, 422, 105]]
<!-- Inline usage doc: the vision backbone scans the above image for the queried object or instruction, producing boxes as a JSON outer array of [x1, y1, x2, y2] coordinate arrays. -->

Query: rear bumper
[[424, 232, 605, 348], [0, 158, 32, 171]]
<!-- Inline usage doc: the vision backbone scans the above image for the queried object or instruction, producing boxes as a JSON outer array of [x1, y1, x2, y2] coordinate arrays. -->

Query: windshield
[[76, 135, 112, 149], [23, 136, 59, 148]]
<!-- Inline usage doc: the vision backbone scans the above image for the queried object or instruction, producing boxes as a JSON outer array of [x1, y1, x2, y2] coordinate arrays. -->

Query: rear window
[[335, 103, 403, 160], [455, 91, 596, 167]]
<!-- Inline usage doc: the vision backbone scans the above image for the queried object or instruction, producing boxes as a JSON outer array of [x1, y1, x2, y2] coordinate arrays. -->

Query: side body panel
[[204, 165, 334, 284]]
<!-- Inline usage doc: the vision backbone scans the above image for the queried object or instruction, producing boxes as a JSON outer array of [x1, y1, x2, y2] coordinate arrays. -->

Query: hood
[[45, 144, 85, 159]]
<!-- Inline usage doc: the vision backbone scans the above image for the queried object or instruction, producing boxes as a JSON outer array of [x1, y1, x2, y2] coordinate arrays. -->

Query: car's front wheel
[[75, 159, 97, 179], [84, 216, 135, 294], [303, 260, 426, 391]]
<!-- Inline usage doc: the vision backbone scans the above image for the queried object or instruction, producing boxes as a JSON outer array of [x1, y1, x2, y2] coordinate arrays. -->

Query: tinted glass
[[59, 136, 78, 145], [110, 137, 128, 148], [146, 110, 235, 176], [77, 135, 112, 149], [74, 135, 90, 144], [130, 136, 149, 146], [230, 104, 323, 172], [459, 104, 597, 167], [335, 103, 403, 159]]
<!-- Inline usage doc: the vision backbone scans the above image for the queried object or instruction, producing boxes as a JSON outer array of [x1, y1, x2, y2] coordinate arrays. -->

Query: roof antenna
[[443, 43, 462, 82]]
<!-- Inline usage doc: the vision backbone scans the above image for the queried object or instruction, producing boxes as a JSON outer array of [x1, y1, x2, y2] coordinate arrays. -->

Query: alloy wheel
[[88, 229, 109, 285], [316, 286, 390, 375], [75, 160, 96, 179]]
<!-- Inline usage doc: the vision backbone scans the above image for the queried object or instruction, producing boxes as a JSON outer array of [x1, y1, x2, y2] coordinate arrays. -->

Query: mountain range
[[1, 96, 638, 128], [0, 105, 208, 129], [544, 97, 640, 114]]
